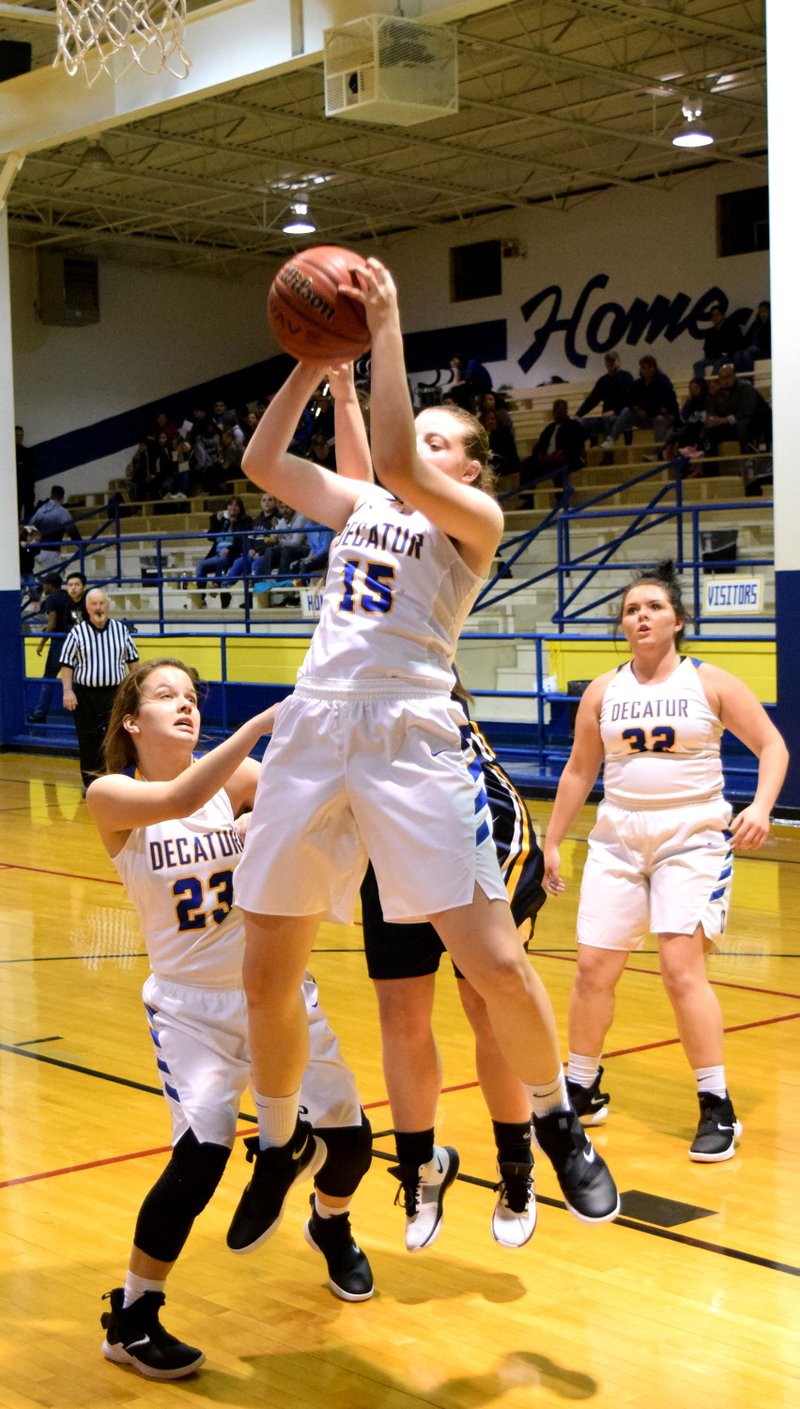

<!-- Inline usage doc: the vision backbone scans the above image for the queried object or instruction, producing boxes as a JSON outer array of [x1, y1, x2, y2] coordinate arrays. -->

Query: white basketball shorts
[[576, 796, 734, 950], [234, 681, 508, 924], [142, 972, 362, 1147]]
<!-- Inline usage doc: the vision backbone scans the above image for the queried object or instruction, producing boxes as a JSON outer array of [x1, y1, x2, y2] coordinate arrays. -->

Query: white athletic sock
[[253, 1088, 300, 1148], [694, 1065, 727, 1100], [567, 1051, 602, 1088], [123, 1272, 166, 1308], [314, 1194, 352, 1221], [526, 1070, 571, 1119]]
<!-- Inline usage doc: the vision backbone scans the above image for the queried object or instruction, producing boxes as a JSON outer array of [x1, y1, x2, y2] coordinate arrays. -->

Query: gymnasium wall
[[11, 160, 768, 497]]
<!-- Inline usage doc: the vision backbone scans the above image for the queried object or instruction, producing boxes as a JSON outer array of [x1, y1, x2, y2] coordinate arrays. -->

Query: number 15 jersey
[[111, 787, 245, 986], [600, 656, 724, 808]]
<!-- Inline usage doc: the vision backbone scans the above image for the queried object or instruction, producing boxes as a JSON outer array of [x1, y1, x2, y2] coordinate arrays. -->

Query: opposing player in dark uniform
[[362, 697, 546, 1250]]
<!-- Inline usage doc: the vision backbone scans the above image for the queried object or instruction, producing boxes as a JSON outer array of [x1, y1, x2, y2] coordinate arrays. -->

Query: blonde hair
[[418, 405, 498, 497], [103, 658, 202, 773]]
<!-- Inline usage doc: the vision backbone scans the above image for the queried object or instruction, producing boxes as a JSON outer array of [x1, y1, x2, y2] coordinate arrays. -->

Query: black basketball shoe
[[100, 1288, 205, 1380], [689, 1092, 743, 1162], [388, 1145, 460, 1251], [227, 1120, 326, 1253], [533, 1108, 620, 1224], [303, 1196, 374, 1301], [566, 1067, 611, 1126]]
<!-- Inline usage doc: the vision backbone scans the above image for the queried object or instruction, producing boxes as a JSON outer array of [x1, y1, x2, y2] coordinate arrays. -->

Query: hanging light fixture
[[672, 98, 714, 148], [282, 199, 316, 235], [80, 140, 114, 170]]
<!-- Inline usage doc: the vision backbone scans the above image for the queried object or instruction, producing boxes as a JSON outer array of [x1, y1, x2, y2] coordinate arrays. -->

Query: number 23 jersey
[[600, 656, 724, 808], [111, 787, 245, 986]]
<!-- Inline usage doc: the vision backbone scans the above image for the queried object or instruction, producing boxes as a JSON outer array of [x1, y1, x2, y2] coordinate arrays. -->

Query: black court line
[[0, 952, 147, 965], [2, 1040, 798, 1277], [14, 1036, 62, 1047]]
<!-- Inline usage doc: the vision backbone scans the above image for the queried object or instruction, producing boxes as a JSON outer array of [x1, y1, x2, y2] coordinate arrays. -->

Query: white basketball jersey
[[298, 487, 483, 691], [600, 657, 725, 807], [111, 786, 245, 985]]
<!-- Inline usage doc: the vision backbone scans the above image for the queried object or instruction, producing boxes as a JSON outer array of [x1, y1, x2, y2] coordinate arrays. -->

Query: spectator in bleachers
[[518, 398, 586, 508], [168, 434, 193, 497], [223, 409, 245, 446], [251, 503, 310, 587], [212, 398, 229, 433], [601, 355, 678, 455], [19, 525, 41, 601], [223, 492, 280, 601], [221, 428, 244, 481], [576, 352, 635, 445], [735, 300, 771, 372], [291, 526, 334, 584], [191, 421, 224, 491], [129, 438, 166, 502], [447, 353, 492, 411], [480, 408, 519, 480], [153, 410, 179, 441], [306, 430, 336, 472], [28, 572, 74, 722], [661, 376, 709, 466], [242, 410, 260, 445], [693, 303, 745, 378], [703, 363, 772, 464], [29, 485, 82, 573], [195, 496, 253, 600], [66, 570, 88, 623]]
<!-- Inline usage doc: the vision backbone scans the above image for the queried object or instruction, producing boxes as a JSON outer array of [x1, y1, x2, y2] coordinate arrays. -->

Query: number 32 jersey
[[298, 487, 483, 691], [111, 787, 245, 986], [600, 656, 725, 808]]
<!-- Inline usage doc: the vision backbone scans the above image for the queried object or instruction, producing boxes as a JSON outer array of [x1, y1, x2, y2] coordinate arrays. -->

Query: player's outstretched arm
[[328, 363, 373, 484], [543, 678, 607, 893], [342, 258, 503, 576], [242, 362, 360, 530], [86, 704, 279, 837]]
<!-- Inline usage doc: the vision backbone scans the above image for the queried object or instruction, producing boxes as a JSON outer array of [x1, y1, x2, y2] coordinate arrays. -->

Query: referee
[[59, 588, 139, 792]]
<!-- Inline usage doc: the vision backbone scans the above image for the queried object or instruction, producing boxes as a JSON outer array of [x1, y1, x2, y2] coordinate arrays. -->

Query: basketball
[[267, 245, 371, 362]]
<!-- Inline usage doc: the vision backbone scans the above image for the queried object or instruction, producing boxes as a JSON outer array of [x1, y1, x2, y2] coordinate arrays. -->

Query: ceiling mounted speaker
[[324, 14, 458, 127]]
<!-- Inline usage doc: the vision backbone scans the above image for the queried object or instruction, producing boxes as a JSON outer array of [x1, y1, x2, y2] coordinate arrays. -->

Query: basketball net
[[54, 0, 191, 86]]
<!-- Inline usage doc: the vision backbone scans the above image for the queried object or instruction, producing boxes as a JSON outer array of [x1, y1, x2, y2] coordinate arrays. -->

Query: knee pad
[[134, 1129, 230, 1263], [313, 1110, 373, 1199]]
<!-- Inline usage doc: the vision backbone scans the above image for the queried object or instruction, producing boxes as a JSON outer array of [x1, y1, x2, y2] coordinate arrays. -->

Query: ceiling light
[[80, 140, 114, 170], [672, 99, 714, 148], [282, 200, 316, 235]]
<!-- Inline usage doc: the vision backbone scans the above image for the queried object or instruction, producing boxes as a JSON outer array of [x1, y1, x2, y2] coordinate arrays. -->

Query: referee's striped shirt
[[59, 619, 139, 686]]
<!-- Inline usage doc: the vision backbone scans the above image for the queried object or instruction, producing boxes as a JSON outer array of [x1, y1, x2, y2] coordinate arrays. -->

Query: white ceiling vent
[[324, 15, 458, 127]]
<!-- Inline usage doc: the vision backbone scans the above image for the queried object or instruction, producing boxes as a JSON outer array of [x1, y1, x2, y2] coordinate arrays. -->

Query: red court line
[[528, 948, 800, 1002], [5, 1011, 796, 1189], [0, 860, 121, 887]]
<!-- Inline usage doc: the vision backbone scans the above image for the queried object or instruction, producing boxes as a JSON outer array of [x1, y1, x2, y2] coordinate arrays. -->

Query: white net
[[54, 0, 191, 85]]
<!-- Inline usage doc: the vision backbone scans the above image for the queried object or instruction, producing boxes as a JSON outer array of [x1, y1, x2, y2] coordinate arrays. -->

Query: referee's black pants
[[73, 684, 118, 789]]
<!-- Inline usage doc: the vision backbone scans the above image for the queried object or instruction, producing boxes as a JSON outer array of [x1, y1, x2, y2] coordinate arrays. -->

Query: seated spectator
[[291, 526, 334, 582], [576, 351, 635, 445], [16, 425, 37, 524], [306, 431, 336, 472], [602, 355, 678, 454], [447, 353, 492, 411], [252, 504, 309, 586], [191, 423, 223, 491], [662, 377, 709, 461], [481, 408, 519, 479], [223, 410, 245, 446], [29, 485, 82, 574], [153, 410, 179, 442], [222, 492, 280, 597], [693, 303, 745, 378], [129, 437, 168, 502], [735, 300, 771, 372], [518, 398, 586, 507], [195, 496, 253, 599], [703, 363, 772, 466], [221, 428, 244, 481], [479, 390, 512, 424], [242, 410, 260, 445]]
